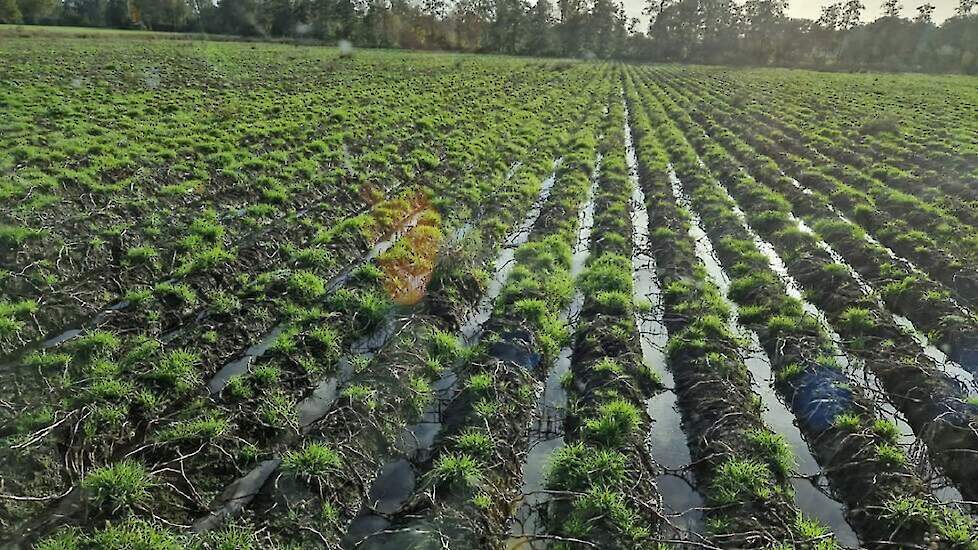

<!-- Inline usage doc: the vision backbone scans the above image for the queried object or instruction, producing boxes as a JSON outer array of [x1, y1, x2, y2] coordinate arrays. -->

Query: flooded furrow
[[790, 215, 978, 400], [507, 154, 602, 547], [196, 163, 542, 536], [343, 159, 568, 544], [784, 216, 967, 503], [781, 184, 978, 398], [624, 109, 704, 536], [208, 209, 426, 394], [22, 175, 414, 361], [669, 167, 856, 540], [461, 160, 563, 345]]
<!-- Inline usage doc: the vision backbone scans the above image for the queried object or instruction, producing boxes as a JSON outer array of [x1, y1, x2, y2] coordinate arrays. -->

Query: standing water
[[622, 104, 705, 536], [462, 160, 562, 345], [344, 160, 566, 545], [208, 209, 426, 394], [790, 216, 966, 504], [789, 215, 978, 400], [507, 152, 602, 548], [668, 167, 858, 546]]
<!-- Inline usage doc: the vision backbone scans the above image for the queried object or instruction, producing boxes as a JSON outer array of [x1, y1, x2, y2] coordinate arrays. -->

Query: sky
[[619, 0, 961, 30]]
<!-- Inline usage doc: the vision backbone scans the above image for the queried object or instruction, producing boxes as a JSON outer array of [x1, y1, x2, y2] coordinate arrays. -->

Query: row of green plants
[[2, 68, 600, 544], [625, 68, 977, 549], [624, 76, 814, 548], [648, 67, 978, 356], [664, 67, 978, 217], [22, 67, 608, 548], [650, 68, 978, 376], [232, 94, 599, 546], [749, 70, 978, 212], [0, 42, 597, 353], [648, 67, 978, 312], [5, 185, 434, 546], [633, 70, 978, 512], [0, 62, 413, 346], [359, 98, 608, 548], [541, 94, 665, 548]]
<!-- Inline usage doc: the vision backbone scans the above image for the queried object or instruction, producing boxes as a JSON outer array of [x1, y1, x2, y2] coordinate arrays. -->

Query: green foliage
[[287, 271, 327, 301], [583, 399, 641, 447], [465, 372, 493, 393], [71, 330, 120, 357], [838, 307, 875, 332], [746, 429, 795, 477], [309, 326, 341, 363], [833, 412, 862, 431], [430, 452, 484, 489], [281, 443, 342, 477], [579, 254, 632, 295], [711, 458, 774, 505], [455, 429, 493, 459], [875, 443, 906, 467], [546, 442, 627, 491], [148, 350, 200, 393], [154, 282, 197, 306], [82, 461, 154, 509], [562, 488, 650, 542], [882, 496, 978, 545], [155, 415, 229, 442], [428, 328, 462, 363], [123, 246, 158, 266]]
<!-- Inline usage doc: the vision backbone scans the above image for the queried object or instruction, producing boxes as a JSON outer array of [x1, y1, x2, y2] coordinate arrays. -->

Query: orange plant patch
[[377, 209, 443, 306]]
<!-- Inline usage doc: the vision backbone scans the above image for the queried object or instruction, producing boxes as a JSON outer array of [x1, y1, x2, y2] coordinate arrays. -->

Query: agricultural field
[[2, 29, 978, 549]]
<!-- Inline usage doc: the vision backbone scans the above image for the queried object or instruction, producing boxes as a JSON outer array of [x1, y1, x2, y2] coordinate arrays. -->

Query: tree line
[[639, 0, 978, 73], [1, 0, 977, 73]]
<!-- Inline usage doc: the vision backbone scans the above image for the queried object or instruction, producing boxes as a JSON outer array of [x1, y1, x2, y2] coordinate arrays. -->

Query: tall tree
[[957, 0, 977, 16], [486, 0, 528, 54], [743, 0, 788, 62], [105, 0, 133, 25], [642, 0, 674, 33], [16, 0, 56, 22], [0, 0, 22, 22], [841, 0, 865, 28], [915, 2, 935, 23], [261, 0, 304, 36], [451, 0, 491, 50], [881, 0, 901, 17], [557, 0, 584, 55], [649, 0, 701, 60], [524, 0, 555, 54], [134, 0, 192, 29], [700, 0, 740, 61], [817, 2, 842, 28]]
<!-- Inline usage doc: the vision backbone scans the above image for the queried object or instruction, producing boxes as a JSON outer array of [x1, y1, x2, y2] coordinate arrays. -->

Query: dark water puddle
[[669, 167, 858, 545], [191, 211, 434, 534], [342, 367, 456, 545], [191, 459, 281, 533], [722, 171, 965, 512], [208, 326, 287, 393], [41, 328, 83, 349], [191, 311, 406, 534], [40, 299, 130, 349], [297, 314, 404, 428]]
